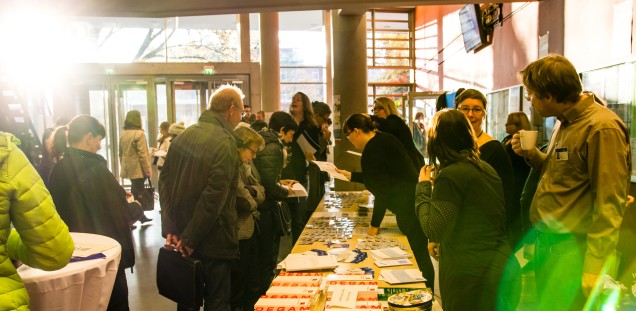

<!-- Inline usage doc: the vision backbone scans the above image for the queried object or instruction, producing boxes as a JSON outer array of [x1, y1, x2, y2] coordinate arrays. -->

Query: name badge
[[556, 147, 568, 161]]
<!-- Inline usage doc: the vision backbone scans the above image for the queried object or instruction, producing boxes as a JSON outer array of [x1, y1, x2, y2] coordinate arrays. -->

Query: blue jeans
[[177, 259, 232, 311]]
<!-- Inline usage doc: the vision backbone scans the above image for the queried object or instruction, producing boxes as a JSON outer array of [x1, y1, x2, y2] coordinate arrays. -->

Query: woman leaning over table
[[416, 108, 520, 311], [48, 115, 138, 310], [0, 131, 73, 311], [231, 126, 266, 311], [454, 89, 518, 248], [335, 113, 435, 293]]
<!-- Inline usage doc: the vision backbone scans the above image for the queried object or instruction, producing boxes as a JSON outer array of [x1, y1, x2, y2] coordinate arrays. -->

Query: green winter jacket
[[0, 132, 74, 311]]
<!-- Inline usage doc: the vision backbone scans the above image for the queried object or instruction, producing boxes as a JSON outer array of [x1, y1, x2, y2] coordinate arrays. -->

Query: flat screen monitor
[[458, 4, 488, 53]]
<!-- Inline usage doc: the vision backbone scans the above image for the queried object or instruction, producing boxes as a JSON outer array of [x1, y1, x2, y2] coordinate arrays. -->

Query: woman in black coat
[[252, 111, 298, 297], [372, 97, 424, 170], [48, 115, 139, 311], [336, 113, 435, 293]]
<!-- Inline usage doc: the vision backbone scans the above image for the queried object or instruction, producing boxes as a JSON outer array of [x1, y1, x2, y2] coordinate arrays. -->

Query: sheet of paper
[[330, 288, 359, 309], [297, 134, 317, 155], [282, 254, 339, 271], [369, 247, 411, 260], [287, 182, 308, 197], [72, 241, 118, 258], [374, 258, 412, 267], [313, 161, 349, 181], [379, 269, 426, 284]]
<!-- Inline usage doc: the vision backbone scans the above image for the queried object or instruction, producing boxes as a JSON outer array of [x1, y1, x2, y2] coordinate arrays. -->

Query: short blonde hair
[[373, 97, 400, 116], [208, 85, 245, 113], [234, 126, 265, 151]]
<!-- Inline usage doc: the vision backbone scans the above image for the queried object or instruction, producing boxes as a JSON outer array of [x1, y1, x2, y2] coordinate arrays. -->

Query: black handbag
[[272, 201, 291, 236], [156, 246, 204, 309], [139, 178, 155, 211]]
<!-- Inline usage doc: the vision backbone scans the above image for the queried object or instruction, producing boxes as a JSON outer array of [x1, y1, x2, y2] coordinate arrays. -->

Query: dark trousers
[[288, 195, 307, 245], [130, 178, 145, 201], [107, 268, 129, 311], [534, 231, 586, 311], [178, 259, 232, 311], [396, 211, 435, 294], [255, 209, 277, 296], [231, 236, 259, 311]]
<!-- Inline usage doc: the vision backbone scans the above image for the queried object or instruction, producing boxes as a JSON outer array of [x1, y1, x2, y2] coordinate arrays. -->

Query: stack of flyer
[[278, 253, 339, 272], [370, 246, 413, 267], [255, 272, 323, 310], [324, 274, 381, 310]]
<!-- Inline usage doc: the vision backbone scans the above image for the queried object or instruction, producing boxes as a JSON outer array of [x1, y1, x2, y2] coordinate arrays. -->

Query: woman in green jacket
[[0, 131, 74, 310]]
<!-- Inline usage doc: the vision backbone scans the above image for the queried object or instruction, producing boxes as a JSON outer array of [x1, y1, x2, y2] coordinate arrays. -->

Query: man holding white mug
[[511, 54, 630, 310]]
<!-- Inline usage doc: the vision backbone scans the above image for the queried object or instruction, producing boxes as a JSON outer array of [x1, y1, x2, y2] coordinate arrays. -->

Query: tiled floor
[[126, 208, 538, 310]]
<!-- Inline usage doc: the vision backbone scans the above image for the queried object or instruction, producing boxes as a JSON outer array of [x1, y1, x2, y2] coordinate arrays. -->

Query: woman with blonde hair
[[372, 97, 424, 169], [231, 126, 266, 311]]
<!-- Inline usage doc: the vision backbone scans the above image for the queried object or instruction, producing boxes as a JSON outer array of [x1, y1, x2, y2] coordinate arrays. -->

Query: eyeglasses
[[372, 107, 384, 113], [246, 147, 258, 154], [458, 106, 484, 114], [524, 92, 533, 101], [345, 129, 354, 140]]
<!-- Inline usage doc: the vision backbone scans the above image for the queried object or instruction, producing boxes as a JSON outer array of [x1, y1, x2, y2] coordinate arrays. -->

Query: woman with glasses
[[336, 113, 435, 294], [454, 89, 517, 248], [231, 126, 266, 311], [372, 97, 424, 169], [416, 108, 519, 311]]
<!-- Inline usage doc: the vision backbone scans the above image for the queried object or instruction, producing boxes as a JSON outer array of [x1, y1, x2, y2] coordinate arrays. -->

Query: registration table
[[17, 232, 122, 311], [267, 191, 442, 310]]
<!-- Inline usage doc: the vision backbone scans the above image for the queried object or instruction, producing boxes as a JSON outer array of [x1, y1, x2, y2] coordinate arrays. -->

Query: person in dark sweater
[[336, 113, 435, 293], [416, 108, 520, 311], [372, 97, 424, 170], [454, 89, 518, 248], [502, 111, 532, 248], [252, 111, 297, 298], [48, 115, 138, 310]]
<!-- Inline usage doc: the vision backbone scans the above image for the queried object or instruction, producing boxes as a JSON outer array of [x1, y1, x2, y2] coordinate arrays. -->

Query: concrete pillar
[[332, 11, 368, 190], [239, 14, 250, 63], [260, 12, 281, 112]]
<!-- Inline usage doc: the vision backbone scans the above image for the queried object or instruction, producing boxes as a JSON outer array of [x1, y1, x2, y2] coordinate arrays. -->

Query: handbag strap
[[146, 177, 153, 187]]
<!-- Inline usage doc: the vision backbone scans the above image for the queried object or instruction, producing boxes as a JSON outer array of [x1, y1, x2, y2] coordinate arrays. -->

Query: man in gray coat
[[159, 85, 244, 311]]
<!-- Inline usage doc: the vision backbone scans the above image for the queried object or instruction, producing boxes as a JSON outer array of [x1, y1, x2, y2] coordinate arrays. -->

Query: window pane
[[368, 68, 410, 83], [280, 84, 326, 111], [279, 11, 325, 67], [375, 49, 410, 58], [374, 21, 409, 31], [375, 12, 409, 21], [165, 16, 240, 63], [375, 85, 410, 96], [374, 31, 409, 40], [372, 58, 410, 67], [281, 68, 325, 83]]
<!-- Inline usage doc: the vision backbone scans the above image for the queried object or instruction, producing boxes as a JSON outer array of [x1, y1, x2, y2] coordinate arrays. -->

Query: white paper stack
[[379, 269, 426, 285], [369, 247, 412, 261], [287, 183, 308, 197], [374, 258, 413, 268], [279, 254, 339, 272]]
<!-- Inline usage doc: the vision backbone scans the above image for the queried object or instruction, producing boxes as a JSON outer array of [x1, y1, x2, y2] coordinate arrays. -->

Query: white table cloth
[[17, 232, 122, 311]]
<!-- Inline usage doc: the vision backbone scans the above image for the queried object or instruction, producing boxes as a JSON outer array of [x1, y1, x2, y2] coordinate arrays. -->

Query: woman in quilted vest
[[0, 131, 74, 310]]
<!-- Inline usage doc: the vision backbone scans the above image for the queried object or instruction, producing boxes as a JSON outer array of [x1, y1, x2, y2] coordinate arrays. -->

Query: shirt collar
[[558, 92, 594, 126]]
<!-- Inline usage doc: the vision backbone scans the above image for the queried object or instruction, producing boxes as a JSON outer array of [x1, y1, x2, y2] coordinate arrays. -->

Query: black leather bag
[[139, 178, 155, 211], [156, 246, 203, 309], [272, 201, 291, 236]]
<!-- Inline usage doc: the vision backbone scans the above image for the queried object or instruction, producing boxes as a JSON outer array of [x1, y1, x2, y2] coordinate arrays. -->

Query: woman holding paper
[[336, 113, 435, 294], [415, 108, 519, 311], [283, 92, 321, 244]]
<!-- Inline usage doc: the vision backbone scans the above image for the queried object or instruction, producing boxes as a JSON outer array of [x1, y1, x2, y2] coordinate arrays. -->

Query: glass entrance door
[[172, 81, 210, 127]]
